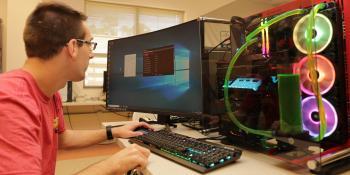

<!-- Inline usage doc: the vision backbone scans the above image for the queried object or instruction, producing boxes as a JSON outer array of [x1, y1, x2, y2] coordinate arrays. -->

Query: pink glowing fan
[[294, 55, 335, 95]]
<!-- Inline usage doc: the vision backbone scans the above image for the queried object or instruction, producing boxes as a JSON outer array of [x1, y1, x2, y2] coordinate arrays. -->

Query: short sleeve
[[0, 94, 42, 174]]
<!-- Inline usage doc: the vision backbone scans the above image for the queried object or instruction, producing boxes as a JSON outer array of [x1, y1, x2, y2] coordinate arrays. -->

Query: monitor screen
[[106, 19, 203, 115]]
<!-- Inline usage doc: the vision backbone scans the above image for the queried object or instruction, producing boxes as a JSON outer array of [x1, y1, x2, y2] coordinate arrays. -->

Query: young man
[[0, 2, 151, 175]]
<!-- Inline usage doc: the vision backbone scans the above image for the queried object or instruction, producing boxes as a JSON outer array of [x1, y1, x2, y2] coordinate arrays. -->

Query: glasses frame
[[76, 39, 97, 51]]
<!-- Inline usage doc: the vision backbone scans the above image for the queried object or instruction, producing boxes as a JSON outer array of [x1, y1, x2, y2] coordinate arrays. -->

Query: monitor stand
[[157, 114, 177, 131], [136, 113, 178, 130]]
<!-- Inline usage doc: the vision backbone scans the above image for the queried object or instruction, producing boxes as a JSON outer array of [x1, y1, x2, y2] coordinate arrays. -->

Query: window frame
[[83, 0, 184, 88]]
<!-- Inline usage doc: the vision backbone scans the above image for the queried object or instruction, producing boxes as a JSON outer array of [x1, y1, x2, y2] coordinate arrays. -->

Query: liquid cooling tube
[[246, 9, 306, 42], [305, 3, 327, 141], [224, 8, 307, 138], [224, 38, 273, 137], [224, 3, 327, 139]]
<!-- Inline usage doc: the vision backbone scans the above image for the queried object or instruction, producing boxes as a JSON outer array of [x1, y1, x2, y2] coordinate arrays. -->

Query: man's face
[[73, 22, 94, 81]]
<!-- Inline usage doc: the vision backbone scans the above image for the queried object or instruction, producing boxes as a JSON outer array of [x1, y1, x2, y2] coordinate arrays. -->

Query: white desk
[[103, 122, 313, 175], [62, 101, 105, 107]]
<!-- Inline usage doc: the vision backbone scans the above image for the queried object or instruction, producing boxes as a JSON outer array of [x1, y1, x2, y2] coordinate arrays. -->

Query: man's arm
[[75, 144, 150, 175], [58, 122, 153, 175], [58, 122, 152, 149], [58, 129, 106, 149]]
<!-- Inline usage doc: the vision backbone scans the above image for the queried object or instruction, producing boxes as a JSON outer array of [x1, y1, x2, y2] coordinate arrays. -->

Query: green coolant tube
[[278, 74, 303, 135], [246, 9, 306, 42]]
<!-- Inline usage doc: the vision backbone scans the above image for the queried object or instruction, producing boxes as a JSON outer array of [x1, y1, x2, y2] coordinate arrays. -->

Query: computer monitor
[[106, 19, 204, 119]]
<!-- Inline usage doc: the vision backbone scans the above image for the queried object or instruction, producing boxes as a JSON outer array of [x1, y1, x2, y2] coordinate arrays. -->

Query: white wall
[[0, 0, 6, 72], [1, 0, 40, 72]]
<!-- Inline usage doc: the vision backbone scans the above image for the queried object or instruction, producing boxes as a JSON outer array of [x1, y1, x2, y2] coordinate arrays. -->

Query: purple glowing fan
[[302, 96, 338, 138]]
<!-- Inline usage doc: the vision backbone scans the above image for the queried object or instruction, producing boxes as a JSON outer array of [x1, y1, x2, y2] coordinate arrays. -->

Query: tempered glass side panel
[[219, 1, 349, 171], [201, 19, 231, 115]]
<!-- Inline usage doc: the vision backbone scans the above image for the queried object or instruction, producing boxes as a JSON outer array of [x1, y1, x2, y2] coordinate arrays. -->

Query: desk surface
[[63, 101, 105, 107], [103, 122, 315, 175], [103, 121, 350, 175]]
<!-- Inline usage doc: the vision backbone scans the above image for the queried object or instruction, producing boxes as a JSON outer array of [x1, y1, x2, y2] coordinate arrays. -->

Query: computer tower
[[59, 81, 73, 102], [217, 0, 350, 169]]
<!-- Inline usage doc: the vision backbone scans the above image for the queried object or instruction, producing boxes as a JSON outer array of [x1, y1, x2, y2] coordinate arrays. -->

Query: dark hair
[[23, 2, 87, 59]]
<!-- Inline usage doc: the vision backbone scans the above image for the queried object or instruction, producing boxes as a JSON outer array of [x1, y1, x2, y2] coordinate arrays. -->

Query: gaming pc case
[[218, 0, 350, 172]]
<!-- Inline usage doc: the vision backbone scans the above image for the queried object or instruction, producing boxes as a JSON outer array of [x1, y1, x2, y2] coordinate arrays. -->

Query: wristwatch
[[106, 125, 114, 140]]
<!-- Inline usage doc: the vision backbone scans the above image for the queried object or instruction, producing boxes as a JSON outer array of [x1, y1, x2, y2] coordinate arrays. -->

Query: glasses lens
[[91, 42, 97, 50]]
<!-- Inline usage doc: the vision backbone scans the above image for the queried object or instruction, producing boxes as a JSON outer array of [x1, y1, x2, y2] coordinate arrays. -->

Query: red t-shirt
[[0, 69, 65, 174]]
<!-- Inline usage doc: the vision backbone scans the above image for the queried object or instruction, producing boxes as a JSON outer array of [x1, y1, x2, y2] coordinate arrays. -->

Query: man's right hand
[[108, 144, 151, 175]]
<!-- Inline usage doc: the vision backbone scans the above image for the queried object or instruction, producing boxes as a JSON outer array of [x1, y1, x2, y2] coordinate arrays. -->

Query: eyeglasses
[[76, 39, 97, 51]]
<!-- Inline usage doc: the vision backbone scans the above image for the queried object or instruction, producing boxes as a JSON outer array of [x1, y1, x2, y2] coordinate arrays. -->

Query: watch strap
[[106, 125, 114, 140]]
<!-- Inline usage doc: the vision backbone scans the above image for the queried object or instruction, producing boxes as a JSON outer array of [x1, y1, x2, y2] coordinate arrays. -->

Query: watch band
[[106, 125, 114, 140]]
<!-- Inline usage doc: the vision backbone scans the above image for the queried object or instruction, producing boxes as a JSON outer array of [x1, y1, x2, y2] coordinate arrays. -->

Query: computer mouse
[[127, 168, 143, 175], [134, 126, 151, 134]]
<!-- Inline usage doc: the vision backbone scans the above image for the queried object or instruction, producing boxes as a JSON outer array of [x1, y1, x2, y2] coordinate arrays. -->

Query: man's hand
[[77, 144, 151, 175], [108, 144, 151, 175], [112, 122, 153, 138]]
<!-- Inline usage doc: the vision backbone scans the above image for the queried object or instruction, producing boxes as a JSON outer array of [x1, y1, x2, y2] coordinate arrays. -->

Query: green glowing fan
[[293, 13, 333, 54]]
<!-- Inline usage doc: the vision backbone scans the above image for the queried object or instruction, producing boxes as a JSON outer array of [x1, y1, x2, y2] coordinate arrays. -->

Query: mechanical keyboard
[[129, 129, 242, 173]]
